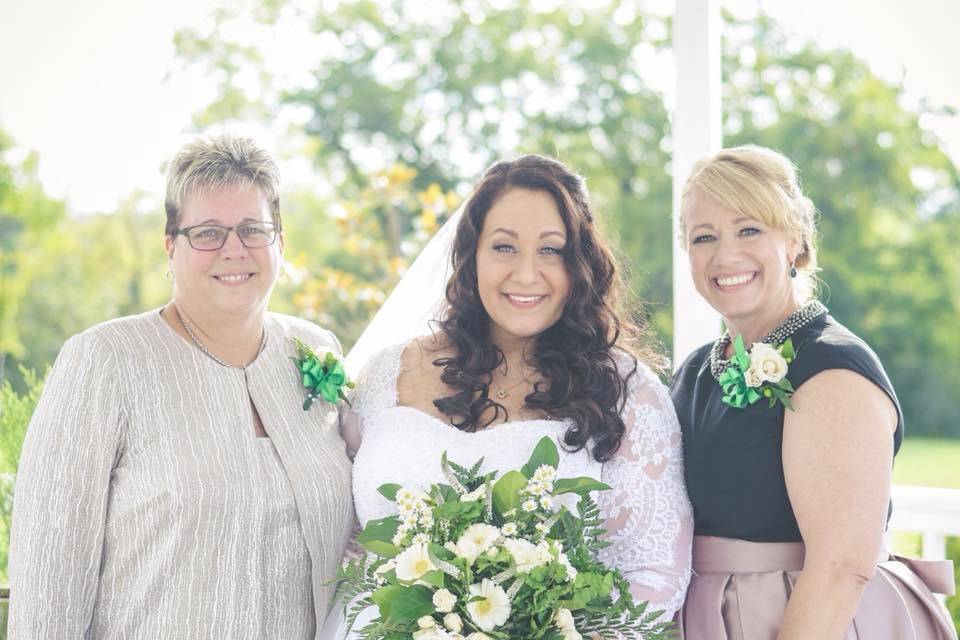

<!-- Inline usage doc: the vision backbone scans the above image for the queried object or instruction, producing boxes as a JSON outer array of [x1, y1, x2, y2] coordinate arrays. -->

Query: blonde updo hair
[[681, 144, 819, 300]]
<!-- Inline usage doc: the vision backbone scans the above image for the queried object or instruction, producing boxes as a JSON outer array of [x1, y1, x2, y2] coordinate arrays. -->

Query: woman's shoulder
[[267, 312, 342, 355], [670, 342, 713, 386], [348, 340, 416, 417], [361, 339, 421, 373], [610, 346, 672, 396], [790, 312, 904, 445], [357, 334, 450, 376], [789, 314, 888, 384], [66, 309, 166, 356]]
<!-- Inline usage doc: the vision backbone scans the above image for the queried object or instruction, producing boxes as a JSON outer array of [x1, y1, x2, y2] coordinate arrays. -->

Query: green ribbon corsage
[[291, 337, 355, 410]]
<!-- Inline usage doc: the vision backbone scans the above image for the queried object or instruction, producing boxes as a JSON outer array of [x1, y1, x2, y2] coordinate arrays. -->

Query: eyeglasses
[[173, 222, 278, 251]]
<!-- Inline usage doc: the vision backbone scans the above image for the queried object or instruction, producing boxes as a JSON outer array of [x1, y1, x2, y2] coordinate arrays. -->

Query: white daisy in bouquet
[[334, 437, 674, 639]]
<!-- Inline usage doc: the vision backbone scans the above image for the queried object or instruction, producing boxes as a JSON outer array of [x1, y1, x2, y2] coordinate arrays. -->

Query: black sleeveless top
[[670, 314, 903, 542]]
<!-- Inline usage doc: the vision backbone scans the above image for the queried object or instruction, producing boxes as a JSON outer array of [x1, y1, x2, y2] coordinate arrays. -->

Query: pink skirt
[[679, 535, 957, 640]]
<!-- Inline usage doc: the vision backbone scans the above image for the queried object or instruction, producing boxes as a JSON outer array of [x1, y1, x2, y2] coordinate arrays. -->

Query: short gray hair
[[164, 135, 281, 236]]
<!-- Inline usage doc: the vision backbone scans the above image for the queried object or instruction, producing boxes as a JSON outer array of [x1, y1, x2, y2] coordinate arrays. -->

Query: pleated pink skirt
[[679, 535, 957, 640]]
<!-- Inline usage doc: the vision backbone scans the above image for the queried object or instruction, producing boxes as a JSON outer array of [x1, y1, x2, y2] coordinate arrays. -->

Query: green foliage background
[[0, 0, 958, 629]]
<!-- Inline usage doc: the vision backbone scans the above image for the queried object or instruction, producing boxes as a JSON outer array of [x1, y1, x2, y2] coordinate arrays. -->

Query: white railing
[[887, 485, 960, 605], [888, 485, 960, 561]]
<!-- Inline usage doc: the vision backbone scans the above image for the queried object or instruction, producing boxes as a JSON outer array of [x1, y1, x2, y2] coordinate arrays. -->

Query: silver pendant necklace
[[174, 305, 267, 370], [709, 299, 827, 381]]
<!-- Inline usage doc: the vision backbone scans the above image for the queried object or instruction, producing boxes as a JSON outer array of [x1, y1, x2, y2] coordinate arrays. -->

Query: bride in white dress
[[321, 155, 693, 639]]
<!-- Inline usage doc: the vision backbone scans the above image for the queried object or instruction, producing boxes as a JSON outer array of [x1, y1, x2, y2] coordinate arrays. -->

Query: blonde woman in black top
[[672, 145, 955, 639]]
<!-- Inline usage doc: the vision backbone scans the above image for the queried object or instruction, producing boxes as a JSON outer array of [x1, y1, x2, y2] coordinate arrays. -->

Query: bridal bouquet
[[335, 437, 673, 640]]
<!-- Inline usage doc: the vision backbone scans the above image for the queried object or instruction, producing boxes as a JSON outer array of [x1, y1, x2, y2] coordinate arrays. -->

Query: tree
[[0, 368, 44, 584], [274, 168, 460, 346], [721, 13, 960, 436], [0, 131, 68, 386], [175, 1, 960, 436], [175, 0, 676, 340], [0, 128, 173, 392]]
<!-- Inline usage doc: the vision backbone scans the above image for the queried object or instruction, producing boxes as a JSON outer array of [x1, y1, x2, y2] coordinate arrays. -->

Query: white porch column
[[672, 0, 723, 367]]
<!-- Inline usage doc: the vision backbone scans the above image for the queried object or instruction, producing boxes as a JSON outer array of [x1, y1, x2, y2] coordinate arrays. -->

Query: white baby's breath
[[533, 464, 557, 482]]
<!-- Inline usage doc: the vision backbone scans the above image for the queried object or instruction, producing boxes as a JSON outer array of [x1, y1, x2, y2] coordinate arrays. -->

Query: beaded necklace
[[709, 299, 827, 381]]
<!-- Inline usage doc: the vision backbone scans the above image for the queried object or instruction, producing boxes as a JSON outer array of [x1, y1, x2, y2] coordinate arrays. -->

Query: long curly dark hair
[[433, 154, 662, 462]]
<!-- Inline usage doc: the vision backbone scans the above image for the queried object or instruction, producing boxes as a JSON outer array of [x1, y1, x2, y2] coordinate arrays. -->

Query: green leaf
[[417, 569, 446, 588], [553, 477, 612, 496], [776, 377, 795, 393], [377, 483, 402, 501], [730, 334, 751, 369], [371, 584, 434, 622], [431, 484, 460, 504], [434, 499, 482, 521], [779, 338, 795, 361], [361, 540, 402, 557], [357, 516, 400, 555], [521, 436, 560, 478], [492, 470, 528, 516], [429, 542, 457, 562]]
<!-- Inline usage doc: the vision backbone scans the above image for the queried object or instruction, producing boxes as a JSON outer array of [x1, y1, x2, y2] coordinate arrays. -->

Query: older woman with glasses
[[8, 135, 354, 639]]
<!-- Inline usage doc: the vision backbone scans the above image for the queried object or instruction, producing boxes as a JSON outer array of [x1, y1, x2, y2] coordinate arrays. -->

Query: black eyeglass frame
[[172, 222, 279, 251]]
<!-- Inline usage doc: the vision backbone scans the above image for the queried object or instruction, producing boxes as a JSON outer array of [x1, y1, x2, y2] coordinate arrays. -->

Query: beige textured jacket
[[9, 309, 353, 639]]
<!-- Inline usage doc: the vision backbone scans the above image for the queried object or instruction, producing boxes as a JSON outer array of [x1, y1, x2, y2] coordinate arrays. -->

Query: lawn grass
[[893, 437, 960, 489]]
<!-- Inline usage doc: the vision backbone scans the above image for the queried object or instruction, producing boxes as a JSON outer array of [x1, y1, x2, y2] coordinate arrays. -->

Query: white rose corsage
[[718, 335, 796, 409]]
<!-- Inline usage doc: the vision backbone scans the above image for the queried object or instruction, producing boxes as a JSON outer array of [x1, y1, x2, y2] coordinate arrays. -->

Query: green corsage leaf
[[290, 336, 355, 411]]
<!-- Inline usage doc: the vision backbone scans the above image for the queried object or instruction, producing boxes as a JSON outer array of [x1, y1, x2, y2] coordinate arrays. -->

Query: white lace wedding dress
[[319, 343, 693, 639]]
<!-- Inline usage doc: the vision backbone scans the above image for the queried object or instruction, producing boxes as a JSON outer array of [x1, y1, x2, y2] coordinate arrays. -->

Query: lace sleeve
[[598, 353, 693, 621], [341, 342, 405, 456]]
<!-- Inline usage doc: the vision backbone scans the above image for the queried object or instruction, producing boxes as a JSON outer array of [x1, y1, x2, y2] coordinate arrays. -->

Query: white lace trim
[[349, 342, 405, 431]]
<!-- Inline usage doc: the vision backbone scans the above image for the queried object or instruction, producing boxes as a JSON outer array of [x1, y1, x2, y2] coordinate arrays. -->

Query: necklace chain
[[490, 364, 534, 400], [709, 299, 827, 381], [174, 305, 267, 370], [491, 375, 529, 400]]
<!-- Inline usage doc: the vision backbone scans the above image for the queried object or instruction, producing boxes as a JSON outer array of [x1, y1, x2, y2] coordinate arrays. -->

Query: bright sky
[[1, 0, 958, 214]]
